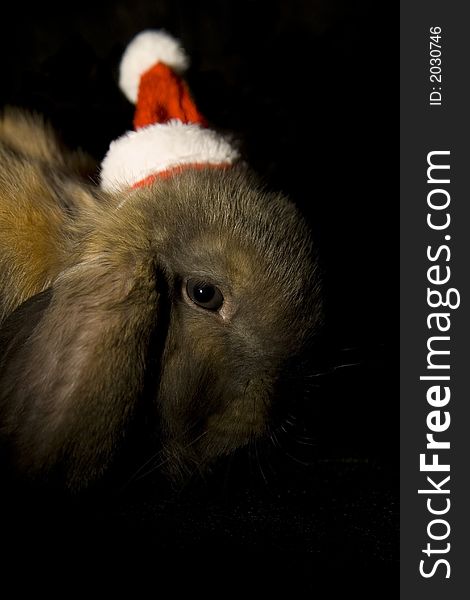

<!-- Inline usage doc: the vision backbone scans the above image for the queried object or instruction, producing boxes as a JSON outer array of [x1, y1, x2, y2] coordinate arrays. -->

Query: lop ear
[[0, 253, 166, 490]]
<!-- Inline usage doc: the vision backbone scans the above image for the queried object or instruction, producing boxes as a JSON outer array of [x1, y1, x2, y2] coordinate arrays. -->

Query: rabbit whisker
[[121, 422, 205, 490], [270, 429, 282, 450], [254, 438, 268, 485], [331, 361, 363, 370], [133, 430, 209, 483], [270, 424, 316, 466]]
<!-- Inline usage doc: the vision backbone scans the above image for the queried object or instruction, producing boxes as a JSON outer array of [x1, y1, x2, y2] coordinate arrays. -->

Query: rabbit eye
[[186, 279, 224, 311]]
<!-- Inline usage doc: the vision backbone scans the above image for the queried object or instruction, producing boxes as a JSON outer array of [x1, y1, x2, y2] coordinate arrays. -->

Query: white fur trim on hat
[[100, 120, 239, 192], [119, 30, 190, 103]]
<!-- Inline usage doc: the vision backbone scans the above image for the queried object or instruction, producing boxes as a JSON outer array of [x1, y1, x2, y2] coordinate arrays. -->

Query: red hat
[[100, 30, 239, 192]]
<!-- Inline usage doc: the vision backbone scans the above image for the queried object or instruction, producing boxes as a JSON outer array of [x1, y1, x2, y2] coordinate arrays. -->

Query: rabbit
[[0, 45, 323, 493]]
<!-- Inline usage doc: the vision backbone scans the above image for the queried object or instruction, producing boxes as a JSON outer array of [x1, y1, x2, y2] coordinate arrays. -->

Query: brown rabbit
[[0, 34, 323, 491]]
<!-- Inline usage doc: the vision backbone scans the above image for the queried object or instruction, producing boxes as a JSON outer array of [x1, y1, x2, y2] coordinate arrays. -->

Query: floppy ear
[[0, 252, 166, 490]]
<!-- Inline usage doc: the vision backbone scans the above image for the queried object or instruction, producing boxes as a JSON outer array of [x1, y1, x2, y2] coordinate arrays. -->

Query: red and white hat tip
[[100, 29, 239, 193], [119, 30, 189, 104]]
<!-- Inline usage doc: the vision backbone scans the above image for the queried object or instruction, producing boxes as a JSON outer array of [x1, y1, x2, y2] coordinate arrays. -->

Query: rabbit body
[[0, 110, 322, 490]]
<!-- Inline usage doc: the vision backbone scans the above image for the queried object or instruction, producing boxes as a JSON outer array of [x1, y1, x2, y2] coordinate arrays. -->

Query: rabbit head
[[0, 165, 322, 489], [133, 168, 323, 477]]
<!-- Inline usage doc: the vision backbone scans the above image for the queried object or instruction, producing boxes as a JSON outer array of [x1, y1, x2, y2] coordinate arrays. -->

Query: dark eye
[[186, 279, 224, 311]]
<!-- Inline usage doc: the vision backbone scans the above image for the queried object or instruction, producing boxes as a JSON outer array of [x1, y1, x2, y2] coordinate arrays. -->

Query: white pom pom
[[118, 30, 189, 104]]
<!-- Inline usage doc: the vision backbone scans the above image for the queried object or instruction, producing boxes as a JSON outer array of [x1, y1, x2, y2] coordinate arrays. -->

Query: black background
[[0, 0, 397, 595]]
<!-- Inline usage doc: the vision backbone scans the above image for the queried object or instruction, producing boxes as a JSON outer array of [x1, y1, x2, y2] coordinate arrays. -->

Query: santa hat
[[100, 30, 239, 192]]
